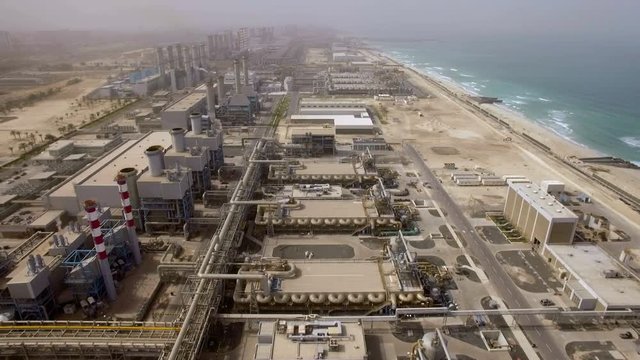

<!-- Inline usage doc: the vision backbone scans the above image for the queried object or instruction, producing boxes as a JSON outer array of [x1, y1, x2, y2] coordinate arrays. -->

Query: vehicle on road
[[540, 299, 555, 306], [620, 331, 634, 339]]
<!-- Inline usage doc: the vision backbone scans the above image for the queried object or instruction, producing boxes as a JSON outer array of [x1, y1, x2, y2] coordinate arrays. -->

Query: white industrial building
[[543, 244, 640, 310], [160, 92, 207, 129], [290, 114, 373, 133], [504, 181, 578, 246]]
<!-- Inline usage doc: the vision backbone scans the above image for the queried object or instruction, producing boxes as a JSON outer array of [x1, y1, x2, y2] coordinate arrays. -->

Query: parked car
[[620, 331, 633, 339], [540, 299, 555, 306]]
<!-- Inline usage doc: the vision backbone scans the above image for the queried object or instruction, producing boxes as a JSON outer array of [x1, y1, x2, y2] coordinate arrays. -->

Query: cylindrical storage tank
[[272, 219, 283, 225], [338, 219, 352, 226], [398, 293, 415, 303], [284, 219, 295, 226], [417, 293, 429, 302], [291, 294, 308, 304], [311, 219, 322, 226], [298, 219, 309, 226], [347, 293, 364, 304], [170, 128, 186, 152], [367, 293, 385, 303], [312, 175, 321, 181], [322, 175, 331, 181], [144, 145, 165, 177], [328, 293, 345, 304], [256, 294, 272, 304], [354, 218, 366, 226], [273, 293, 290, 304], [309, 294, 326, 304], [190, 113, 203, 135]]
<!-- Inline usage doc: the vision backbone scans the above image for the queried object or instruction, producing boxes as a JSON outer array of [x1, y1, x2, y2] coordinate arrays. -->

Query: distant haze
[[2, 0, 640, 40]]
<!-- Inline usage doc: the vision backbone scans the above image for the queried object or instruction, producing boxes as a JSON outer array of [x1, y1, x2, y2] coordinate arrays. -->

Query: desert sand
[[361, 49, 640, 235]]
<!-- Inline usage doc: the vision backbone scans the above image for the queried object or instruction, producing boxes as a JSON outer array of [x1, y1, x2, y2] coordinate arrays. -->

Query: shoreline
[[372, 45, 639, 165], [360, 47, 640, 220]]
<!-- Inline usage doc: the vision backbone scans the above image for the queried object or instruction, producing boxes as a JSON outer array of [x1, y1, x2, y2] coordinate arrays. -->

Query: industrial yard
[[0, 24, 639, 360]]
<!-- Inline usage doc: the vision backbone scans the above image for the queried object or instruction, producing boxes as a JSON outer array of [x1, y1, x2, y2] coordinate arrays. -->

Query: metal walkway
[[0, 321, 179, 358]]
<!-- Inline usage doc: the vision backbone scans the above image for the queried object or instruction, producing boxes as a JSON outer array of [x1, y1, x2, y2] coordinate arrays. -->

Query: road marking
[[535, 328, 541, 336]]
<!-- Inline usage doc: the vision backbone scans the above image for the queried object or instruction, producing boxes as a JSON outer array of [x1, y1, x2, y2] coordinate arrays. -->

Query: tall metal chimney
[[170, 69, 177, 92], [118, 167, 140, 209], [242, 56, 250, 87], [170, 128, 187, 152], [145, 145, 165, 176], [176, 44, 185, 70], [199, 43, 206, 66], [184, 46, 193, 88], [190, 113, 203, 135], [233, 59, 242, 95], [166, 44, 175, 69], [115, 175, 142, 265], [191, 45, 200, 83], [84, 200, 117, 301], [217, 75, 225, 104], [206, 79, 216, 120], [155, 47, 166, 88], [207, 35, 214, 59]]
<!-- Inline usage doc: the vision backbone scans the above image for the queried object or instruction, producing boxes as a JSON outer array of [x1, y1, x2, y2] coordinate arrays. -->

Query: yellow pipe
[[0, 325, 180, 331]]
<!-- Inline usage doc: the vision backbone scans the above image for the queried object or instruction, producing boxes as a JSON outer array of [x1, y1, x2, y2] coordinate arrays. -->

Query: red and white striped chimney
[[115, 174, 142, 265], [84, 200, 117, 301]]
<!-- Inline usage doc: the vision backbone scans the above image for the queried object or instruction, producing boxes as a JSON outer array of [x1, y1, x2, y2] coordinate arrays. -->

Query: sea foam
[[621, 136, 640, 149]]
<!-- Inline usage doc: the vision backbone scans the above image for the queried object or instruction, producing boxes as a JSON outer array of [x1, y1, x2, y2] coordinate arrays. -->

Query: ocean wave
[[621, 136, 640, 149], [546, 110, 573, 134], [450, 68, 458, 72], [538, 97, 551, 102]]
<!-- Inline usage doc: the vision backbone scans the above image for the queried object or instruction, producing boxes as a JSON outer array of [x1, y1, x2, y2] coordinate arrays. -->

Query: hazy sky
[[1, 0, 639, 39]]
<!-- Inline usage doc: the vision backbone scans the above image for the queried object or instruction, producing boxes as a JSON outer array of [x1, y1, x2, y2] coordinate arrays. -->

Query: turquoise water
[[374, 38, 640, 164]]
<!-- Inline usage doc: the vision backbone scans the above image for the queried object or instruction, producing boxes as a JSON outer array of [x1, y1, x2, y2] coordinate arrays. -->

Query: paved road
[[404, 143, 566, 360]]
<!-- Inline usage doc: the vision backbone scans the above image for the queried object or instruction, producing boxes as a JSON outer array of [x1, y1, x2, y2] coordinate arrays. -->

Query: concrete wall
[[532, 216, 550, 244], [547, 221, 576, 244]]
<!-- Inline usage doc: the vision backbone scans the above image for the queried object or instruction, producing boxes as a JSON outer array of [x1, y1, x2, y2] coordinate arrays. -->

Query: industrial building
[[543, 244, 640, 311], [160, 92, 207, 129], [503, 181, 578, 247]]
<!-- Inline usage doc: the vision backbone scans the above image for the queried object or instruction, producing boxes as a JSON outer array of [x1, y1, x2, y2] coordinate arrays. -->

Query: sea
[[371, 37, 640, 164]]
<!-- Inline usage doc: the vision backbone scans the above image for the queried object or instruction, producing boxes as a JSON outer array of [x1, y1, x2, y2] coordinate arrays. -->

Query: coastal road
[[404, 143, 566, 360]]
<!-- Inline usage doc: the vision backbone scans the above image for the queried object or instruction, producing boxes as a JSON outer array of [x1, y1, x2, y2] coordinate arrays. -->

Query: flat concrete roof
[[547, 244, 640, 309], [279, 261, 384, 293], [289, 126, 335, 136], [164, 92, 206, 112], [29, 171, 56, 181], [296, 162, 358, 175], [270, 321, 366, 360], [509, 182, 577, 220], [291, 200, 365, 218], [49, 132, 171, 198]]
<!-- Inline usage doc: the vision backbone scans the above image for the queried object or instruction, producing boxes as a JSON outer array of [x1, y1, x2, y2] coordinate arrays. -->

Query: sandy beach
[[361, 49, 640, 235]]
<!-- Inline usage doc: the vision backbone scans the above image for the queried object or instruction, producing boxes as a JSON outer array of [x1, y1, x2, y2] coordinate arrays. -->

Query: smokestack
[[176, 44, 185, 70], [217, 75, 225, 104], [191, 45, 200, 83], [200, 43, 207, 66], [184, 46, 193, 88], [242, 56, 250, 87], [166, 44, 175, 69], [156, 47, 166, 89], [115, 174, 142, 265], [190, 113, 203, 135], [118, 167, 140, 209], [84, 200, 117, 301], [207, 35, 214, 59], [170, 69, 177, 92], [233, 59, 241, 95], [170, 128, 187, 152], [145, 145, 165, 176], [206, 80, 216, 120]]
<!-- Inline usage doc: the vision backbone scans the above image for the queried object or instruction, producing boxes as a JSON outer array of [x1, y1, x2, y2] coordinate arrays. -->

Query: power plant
[[0, 23, 636, 360]]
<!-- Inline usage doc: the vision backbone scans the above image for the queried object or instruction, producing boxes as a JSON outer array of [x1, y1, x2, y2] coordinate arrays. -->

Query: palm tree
[[15, 131, 21, 139], [38, 134, 43, 142], [8, 146, 13, 154], [44, 134, 55, 142], [18, 143, 27, 153], [9, 130, 15, 138]]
